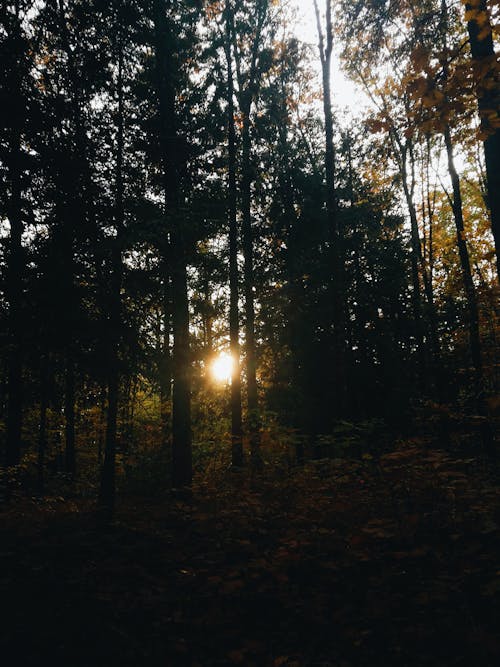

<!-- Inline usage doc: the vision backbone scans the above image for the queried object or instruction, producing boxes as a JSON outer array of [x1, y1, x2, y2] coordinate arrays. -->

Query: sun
[[211, 352, 234, 383]]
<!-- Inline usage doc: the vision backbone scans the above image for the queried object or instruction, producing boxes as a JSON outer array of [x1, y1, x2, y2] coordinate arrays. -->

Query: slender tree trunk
[[465, 1, 500, 282], [170, 238, 192, 488], [395, 136, 429, 390], [345, 135, 371, 413], [64, 357, 76, 475], [281, 144, 306, 460], [5, 125, 23, 467], [159, 278, 172, 447], [275, 55, 305, 451], [97, 384, 106, 464], [128, 375, 138, 443], [314, 0, 347, 416], [100, 371, 118, 515], [224, 7, 243, 468], [443, 128, 484, 407], [153, 0, 192, 488], [37, 355, 49, 495], [203, 283, 213, 353], [406, 195, 427, 384], [241, 112, 261, 467], [357, 67, 441, 396], [439, 0, 491, 450], [224, 16, 244, 466], [397, 132, 444, 398], [99, 29, 125, 518], [230, 0, 268, 468], [422, 137, 444, 400], [57, 0, 90, 479], [444, 126, 494, 454], [5, 8, 24, 467]]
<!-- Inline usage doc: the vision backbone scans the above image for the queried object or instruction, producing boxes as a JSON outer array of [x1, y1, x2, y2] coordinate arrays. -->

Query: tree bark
[[5, 125, 23, 467], [241, 111, 261, 465], [64, 357, 76, 476], [465, 1, 500, 282], [37, 355, 49, 495], [398, 139, 432, 391], [159, 277, 172, 447], [444, 127, 484, 408], [231, 1, 268, 467], [4, 7, 24, 467], [153, 0, 192, 488], [224, 1, 244, 468], [57, 0, 90, 479], [99, 23, 125, 518], [314, 0, 347, 415], [224, 0, 243, 467], [439, 0, 490, 438]]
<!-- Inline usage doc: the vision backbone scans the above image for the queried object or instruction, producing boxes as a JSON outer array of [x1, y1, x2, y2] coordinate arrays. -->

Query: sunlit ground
[[210, 352, 234, 383]]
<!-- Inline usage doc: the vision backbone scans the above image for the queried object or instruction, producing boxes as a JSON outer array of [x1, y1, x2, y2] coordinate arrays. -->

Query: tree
[[99, 0, 127, 517], [224, 0, 244, 468], [229, 0, 271, 466], [464, 0, 500, 281], [313, 0, 348, 416], [152, 0, 193, 488], [1, 2, 30, 466]]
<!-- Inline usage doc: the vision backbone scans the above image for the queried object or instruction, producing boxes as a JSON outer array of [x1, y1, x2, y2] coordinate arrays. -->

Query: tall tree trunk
[[393, 128, 444, 398], [443, 128, 484, 408], [230, 1, 268, 468], [221, 5, 244, 468], [57, 181, 76, 480], [422, 136, 444, 400], [5, 125, 23, 467], [400, 169, 427, 388], [37, 354, 49, 494], [170, 235, 192, 488], [153, 0, 192, 488], [391, 127, 439, 392], [281, 133, 306, 459], [5, 7, 24, 467], [241, 112, 261, 466], [64, 357, 76, 475], [224, 7, 243, 467], [314, 0, 347, 417], [57, 0, 90, 478], [200, 265, 214, 356], [465, 1, 500, 282], [356, 68, 440, 395], [97, 384, 106, 465], [440, 0, 490, 440], [99, 27, 125, 518], [159, 277, 172, 447], [275, 48, 305, 451]]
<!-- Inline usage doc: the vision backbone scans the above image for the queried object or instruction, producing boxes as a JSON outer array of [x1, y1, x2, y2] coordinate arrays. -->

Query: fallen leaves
[[2, 439, 500, 666]]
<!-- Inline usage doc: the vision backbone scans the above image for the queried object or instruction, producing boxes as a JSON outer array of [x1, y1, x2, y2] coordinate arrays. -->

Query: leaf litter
[[1, 440, 500, 666]]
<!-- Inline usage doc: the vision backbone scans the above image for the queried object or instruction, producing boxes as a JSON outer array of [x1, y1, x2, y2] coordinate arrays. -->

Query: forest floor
[[1, 435, 500, 666]]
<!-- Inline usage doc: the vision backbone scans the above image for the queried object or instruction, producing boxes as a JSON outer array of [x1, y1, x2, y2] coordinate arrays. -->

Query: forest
[[1, 0, 499, 665]]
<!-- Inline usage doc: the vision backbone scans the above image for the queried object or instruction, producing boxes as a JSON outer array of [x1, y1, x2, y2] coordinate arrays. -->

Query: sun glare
[[211, 352, 234, 383]]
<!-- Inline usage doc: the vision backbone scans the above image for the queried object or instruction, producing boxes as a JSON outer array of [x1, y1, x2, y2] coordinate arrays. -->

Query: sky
[[292, 0, 368, 116], [290, 1, 470, 181]]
